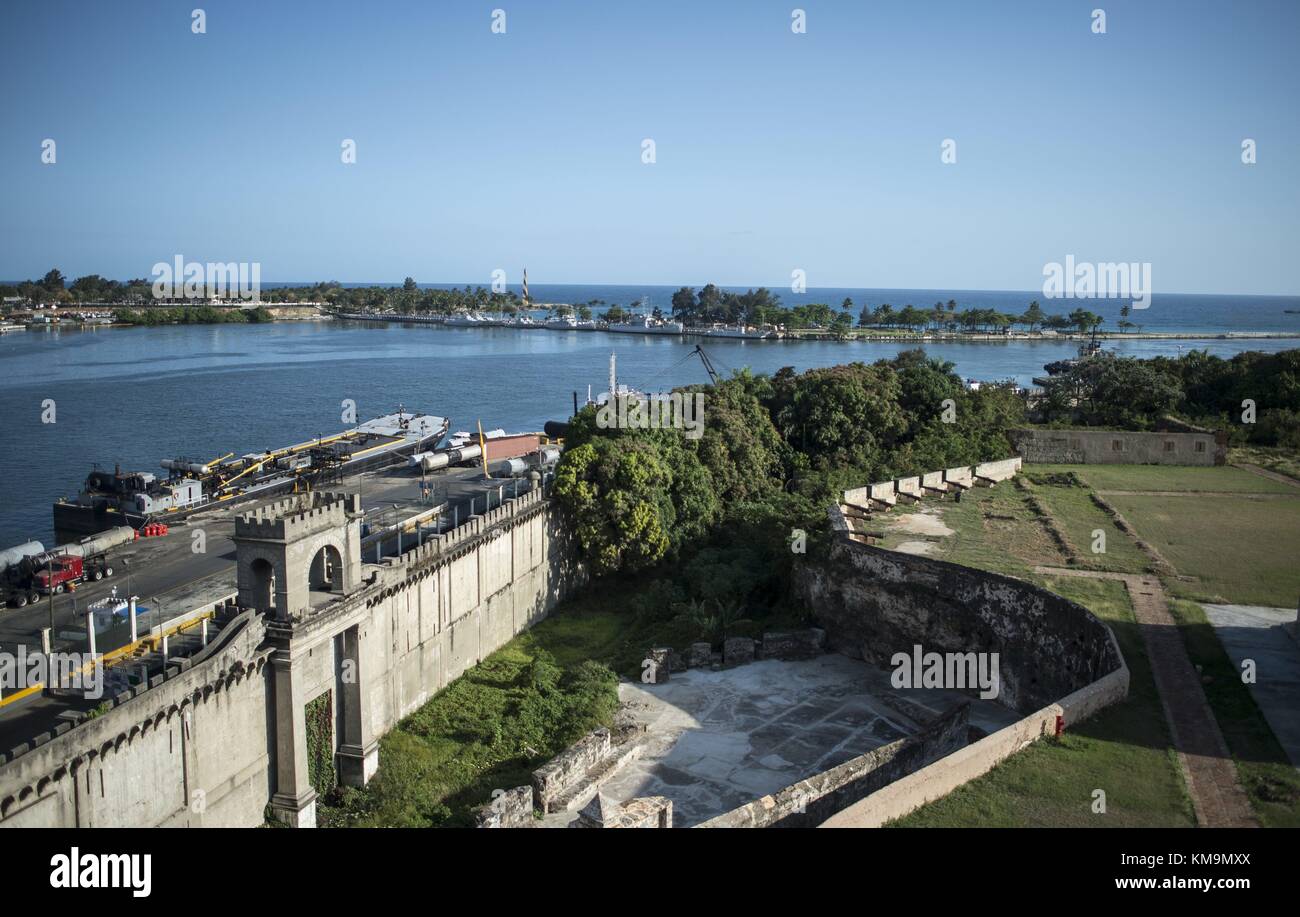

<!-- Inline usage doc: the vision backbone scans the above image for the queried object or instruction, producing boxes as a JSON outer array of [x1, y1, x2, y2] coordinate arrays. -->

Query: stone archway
[[308, 543, 345, 595], [248, 557, 276, 611]]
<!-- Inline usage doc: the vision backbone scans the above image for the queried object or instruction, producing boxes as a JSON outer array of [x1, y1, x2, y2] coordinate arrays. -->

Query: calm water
[[1, 319, 1296, 547], [335, 283, 1300, 335]]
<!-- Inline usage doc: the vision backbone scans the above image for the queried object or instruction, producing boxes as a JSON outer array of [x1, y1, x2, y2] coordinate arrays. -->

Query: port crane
[[691, 345, 720, 385]]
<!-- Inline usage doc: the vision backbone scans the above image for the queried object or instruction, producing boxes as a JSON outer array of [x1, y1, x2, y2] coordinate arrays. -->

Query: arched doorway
[[249, 557, 276, 611], [309, 544, 345, 595]]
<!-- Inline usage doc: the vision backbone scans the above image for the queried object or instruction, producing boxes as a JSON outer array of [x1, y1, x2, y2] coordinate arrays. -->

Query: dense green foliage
[[112, 305, 274, 325], [4, 269, 1111, 335], [665, 286, 1106, 334], [552, 350, 1027, 623], [1040, 349, 1300, 445], [319, 645, 618, 827]]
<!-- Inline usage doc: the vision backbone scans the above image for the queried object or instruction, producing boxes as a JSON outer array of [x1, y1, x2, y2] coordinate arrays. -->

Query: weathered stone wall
[[473, 785, 535, 828], [820, 660, 1129, 827], [575, 794, 672, 828], [533, 728, 612, 812], [697, 702, 970, 829], [0, 611, 273, 828], [1009, 428, 1224, 466], [0, 490, 584, 828], [796, 536, 1123, 714]]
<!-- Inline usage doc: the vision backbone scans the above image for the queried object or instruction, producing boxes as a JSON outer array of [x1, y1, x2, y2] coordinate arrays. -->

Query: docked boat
[[52, 410, 449, 540], [607, 314, 683, 335], [544, 315, 579, 330], [444, 312, 500, 327], [688, 323, 779, 339]]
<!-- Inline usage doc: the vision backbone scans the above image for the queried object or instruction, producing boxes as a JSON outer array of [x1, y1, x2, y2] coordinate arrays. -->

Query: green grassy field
[[891, 462, 1297, 826], [1020, 475, 1150, 574], [1105, 493, 1300, 606], [876, 485, 1065, 578], [1033, 463, 1297, 494], [893, 575, 1194, 827]]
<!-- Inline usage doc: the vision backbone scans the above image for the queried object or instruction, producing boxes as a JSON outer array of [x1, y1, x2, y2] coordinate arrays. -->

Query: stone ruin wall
[[798, 534, 1122, 714], [1009, 428, 1225, 466]]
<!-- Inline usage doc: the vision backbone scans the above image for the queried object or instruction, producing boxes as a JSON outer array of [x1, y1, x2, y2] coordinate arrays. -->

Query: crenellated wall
[[0, 610, 274, 828], [0, 487, 585, 828]]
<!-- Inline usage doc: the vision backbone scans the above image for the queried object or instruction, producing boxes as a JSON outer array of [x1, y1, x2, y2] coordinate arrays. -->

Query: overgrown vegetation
[[554, 350, 1026, 632], [305, 691, 335, 797], [112, 305, 274, 325], [314, 569, 802, 827], [317, 639, 617, 827], [1039, 349, 1300, 443]]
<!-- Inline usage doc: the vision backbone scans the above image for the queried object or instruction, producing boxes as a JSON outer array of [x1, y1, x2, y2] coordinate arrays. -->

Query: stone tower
[[233, 492, 363, 620]]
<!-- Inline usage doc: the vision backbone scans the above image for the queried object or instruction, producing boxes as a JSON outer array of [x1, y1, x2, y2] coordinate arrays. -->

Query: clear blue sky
[[2, 0, 1297, 293]]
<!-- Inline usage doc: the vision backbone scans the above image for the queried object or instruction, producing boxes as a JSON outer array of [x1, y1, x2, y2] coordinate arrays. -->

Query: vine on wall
[[305, 691, 336, 795]]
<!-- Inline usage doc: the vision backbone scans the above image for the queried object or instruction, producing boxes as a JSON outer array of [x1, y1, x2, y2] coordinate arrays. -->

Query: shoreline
[[330, 312, 1300, 343], [7, 311, 1299, 343]]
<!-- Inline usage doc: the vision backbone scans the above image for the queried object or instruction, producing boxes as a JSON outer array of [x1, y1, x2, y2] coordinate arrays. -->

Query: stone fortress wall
[[0, 486, 585, 828], [1, 454, 1130, 829], [803, 463, 1130, 826]]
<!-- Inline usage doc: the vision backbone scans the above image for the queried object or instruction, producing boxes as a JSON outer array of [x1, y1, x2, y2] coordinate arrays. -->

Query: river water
[[0, 319, 1295, 546]]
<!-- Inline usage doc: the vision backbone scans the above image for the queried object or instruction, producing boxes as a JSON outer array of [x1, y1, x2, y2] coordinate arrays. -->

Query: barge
[[53, 410, 449, 541]]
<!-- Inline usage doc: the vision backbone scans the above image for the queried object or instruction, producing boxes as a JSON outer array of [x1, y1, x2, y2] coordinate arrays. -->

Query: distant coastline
[[331, 309, 1300, 343]]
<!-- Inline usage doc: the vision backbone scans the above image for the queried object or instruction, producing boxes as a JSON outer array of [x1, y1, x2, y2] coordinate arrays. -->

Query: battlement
[[411, 486, 544, 563], [234, 491, 362, 542]]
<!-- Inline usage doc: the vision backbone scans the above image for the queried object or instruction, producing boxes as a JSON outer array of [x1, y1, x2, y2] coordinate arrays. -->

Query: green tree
[[1020, 300, 1045, 332]]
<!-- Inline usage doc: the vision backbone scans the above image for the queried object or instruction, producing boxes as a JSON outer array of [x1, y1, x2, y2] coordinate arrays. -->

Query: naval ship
[[53, 410, 449, 540]]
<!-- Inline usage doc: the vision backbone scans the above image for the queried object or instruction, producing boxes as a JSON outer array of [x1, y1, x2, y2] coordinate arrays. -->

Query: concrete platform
[[546, 655, 1019, 827], [1201, 603, 1300, 768]]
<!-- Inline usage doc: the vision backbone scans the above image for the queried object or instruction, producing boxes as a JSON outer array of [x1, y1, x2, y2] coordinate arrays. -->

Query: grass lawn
[[1032, 462, 1297, 494], [885, 484, 1066, 578], [1105, 493, 1300, 607], [1020, 474, 1150, 574], [892, 575, 1194, 827], [316, 609, 621, 827], [1228, 446, 1300, 484], [1165, 598, 1300, 827]]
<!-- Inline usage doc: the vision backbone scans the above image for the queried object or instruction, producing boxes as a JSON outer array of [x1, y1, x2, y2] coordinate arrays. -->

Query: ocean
[[317, 284, 1300, 335], [0, 290, 1296, 547]]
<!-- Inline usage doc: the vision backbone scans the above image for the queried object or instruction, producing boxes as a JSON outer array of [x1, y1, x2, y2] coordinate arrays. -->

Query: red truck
[[32, 553, 115, 596]]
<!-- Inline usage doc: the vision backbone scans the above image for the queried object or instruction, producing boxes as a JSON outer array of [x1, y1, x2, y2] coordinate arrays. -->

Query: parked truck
[[1, 527, 133, 608]]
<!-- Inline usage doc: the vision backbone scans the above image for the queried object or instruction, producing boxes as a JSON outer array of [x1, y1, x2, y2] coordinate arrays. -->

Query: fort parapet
[[0, 486, 585, 828]]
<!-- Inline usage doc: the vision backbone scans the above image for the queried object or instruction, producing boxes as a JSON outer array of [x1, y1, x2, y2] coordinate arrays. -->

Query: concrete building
[[1009, 428, 1226, 466]]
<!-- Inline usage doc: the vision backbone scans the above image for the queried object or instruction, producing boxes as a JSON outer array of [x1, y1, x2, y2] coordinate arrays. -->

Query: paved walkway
[[543, 656, 1019, 827], [1035, 566, 1258, 827], [1201, 603, 1300, 769]]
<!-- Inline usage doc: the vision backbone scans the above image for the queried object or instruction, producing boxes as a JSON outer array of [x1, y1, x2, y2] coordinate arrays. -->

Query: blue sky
[[1, 0, 1297, 293]]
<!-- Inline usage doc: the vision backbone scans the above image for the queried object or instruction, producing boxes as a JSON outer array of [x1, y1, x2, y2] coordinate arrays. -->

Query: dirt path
[[1034, 566, 1258, 828], [1234, 463, 1300, 489]]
